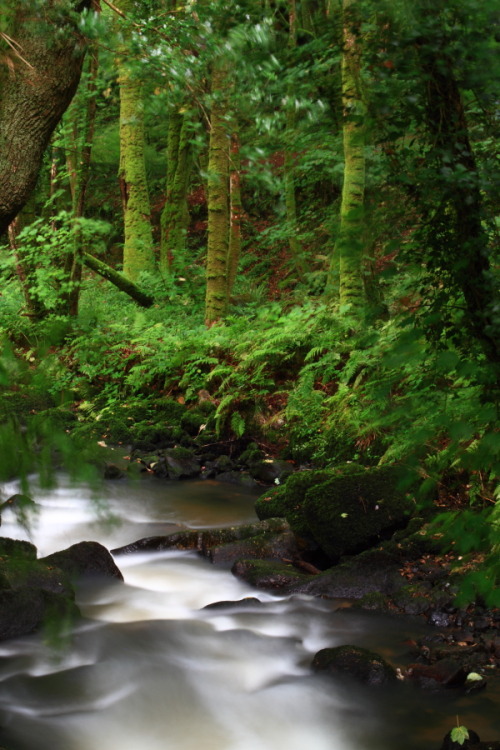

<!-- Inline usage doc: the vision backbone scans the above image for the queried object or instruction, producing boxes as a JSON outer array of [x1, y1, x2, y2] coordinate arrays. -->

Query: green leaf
[[450, 726, 469, 745]]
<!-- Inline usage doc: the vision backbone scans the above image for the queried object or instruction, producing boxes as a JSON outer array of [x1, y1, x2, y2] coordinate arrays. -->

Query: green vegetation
[[0, 0, 499, 604]]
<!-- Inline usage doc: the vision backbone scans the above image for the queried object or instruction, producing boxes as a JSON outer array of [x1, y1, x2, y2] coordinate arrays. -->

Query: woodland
[[0, 0, 499, 607]]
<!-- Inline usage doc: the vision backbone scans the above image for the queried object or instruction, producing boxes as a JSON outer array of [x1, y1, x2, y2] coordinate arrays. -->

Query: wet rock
[[231, 559, 311, 591], [291, 549, 406, 599], [248, 459, 293, 484], [41, 541, 124, 582], [312, 645, 397, 686], [103, 462, 125, 479], [112, 519, 291, 558], [206, 530, 299, 566], [164, 449, 200, 479], [216, 470, 259, 488], [406, 658, 467, 689], [202, 597, 262, 610]]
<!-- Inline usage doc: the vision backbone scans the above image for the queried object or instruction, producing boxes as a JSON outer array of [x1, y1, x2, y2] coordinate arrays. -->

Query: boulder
[[164, 449, 200, 479], [206, 530, 299, 566], [304, 466, 414, 560], [311, 645, 397, 686], [255, 470, 333, 540], [406, 658, 467, 689], [231, 559, 311, 591], [41, 541, 124, 581], [292, 549, 406, 599], [248, 459, 294, 484]]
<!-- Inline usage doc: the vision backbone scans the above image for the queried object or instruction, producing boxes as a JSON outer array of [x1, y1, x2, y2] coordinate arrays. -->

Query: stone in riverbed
[[41, 541, 124, 582], [231, 559, 311, 591], [311, 645, 397, 686]]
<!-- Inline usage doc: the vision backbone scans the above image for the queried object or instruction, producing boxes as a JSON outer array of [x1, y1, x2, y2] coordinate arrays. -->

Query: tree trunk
[[0, 0, 92, 236], [328, 0, 365, 316], [160, 109, 192, 275], [116, 0, 155, 281], [227, 130, 242, 300], [205, 61, 230, 326], [64, 42, 100, 317], [416, 38, 499, 365], [284, 0, 305, 274], [83, 253, 154, 307]]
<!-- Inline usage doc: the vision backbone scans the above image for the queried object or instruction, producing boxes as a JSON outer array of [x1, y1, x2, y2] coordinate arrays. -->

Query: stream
[[0, 475, 498, 750]]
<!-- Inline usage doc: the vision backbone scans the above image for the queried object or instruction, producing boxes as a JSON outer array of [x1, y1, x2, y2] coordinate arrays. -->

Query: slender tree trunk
[[116, 0, 155, 281], [328, 0, 365, 316], [0, 0, 92, 236], [160, 109, 192, 275], [64, 41, 100, 316], [8, 210, 48, 321], [227, 130, 242, 300], [284, 0, 304, 274], [83, 253, 154, 307], [205, 61, 230, 326]]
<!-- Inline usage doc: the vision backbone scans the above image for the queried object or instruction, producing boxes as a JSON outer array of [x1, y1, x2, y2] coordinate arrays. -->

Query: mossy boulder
[[231, 559, 311, 591], [255, 470, 333, 540], [303, 466, 414, 560], [311, 645, 397, 686]]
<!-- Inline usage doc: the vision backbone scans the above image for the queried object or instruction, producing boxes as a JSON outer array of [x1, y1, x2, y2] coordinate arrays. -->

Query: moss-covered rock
[[304, 466, 414, 560], [231, 559, 311, 591], [311, 645, 397, 686], [255, 470, 333, 540]]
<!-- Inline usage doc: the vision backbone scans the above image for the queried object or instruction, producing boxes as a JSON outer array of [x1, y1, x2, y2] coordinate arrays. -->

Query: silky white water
[[0, 475, 497, 750]]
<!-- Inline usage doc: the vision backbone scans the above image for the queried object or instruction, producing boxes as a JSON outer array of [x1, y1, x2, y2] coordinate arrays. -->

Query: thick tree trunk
[[83, 253, 154, 307], [0, 0, 92, 236], [160, 110, 192, 275], [205, 61, 230, 326], [116, 0, 155, 281]]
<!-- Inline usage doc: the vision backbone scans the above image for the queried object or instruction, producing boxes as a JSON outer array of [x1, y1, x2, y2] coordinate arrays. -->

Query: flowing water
[[0, 475, 498, 750]]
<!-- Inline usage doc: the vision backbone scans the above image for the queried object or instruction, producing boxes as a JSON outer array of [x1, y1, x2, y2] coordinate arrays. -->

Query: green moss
[[304, 466, 414, 559], [255, 470, 334, 539]]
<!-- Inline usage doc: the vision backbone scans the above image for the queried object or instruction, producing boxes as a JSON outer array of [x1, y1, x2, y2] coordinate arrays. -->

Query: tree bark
[[160, 109, 192, 275], [205, 60, 230, 326], [0, 0, 92, 236], [116, 0, 155, 281], [227, 130, 242, 299], [328, 0, 365, 316], [83, 253, 154, 307]]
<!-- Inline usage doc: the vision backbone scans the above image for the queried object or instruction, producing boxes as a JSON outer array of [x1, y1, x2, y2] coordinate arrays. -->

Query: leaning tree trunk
[[205, 60, 230, 326], [0, 0, 92, 236], [116, 0, 155, 282], [328, 0, 365, 317]]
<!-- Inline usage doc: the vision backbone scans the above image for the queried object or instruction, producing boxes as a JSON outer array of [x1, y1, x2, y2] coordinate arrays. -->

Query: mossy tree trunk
[[0, 0, 92, 236], [227, 130, 242, 300], [160, 109, 192, 275], [284, 0, 305, 275], [116, 0, 155, 282], [328, 0, 365, 317], [63, 41, 100, 316], [205, 60, 231, 326]]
